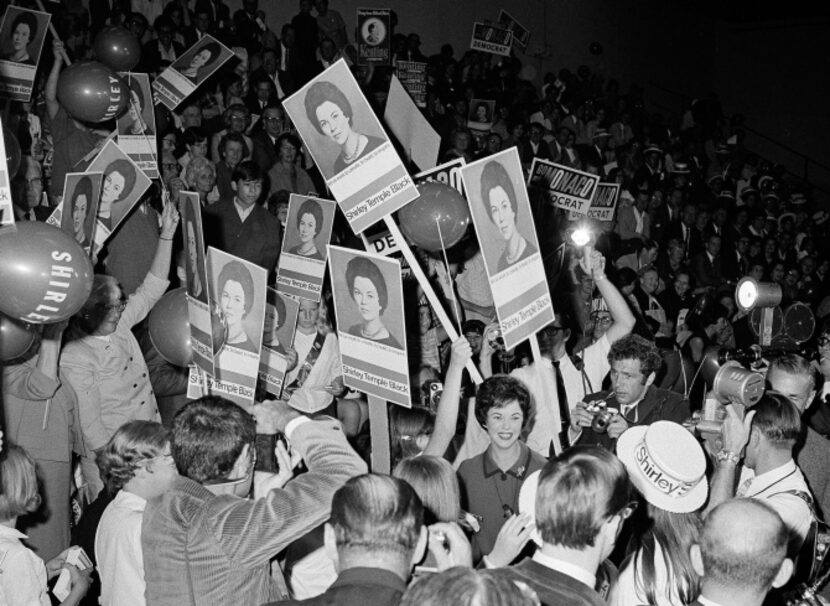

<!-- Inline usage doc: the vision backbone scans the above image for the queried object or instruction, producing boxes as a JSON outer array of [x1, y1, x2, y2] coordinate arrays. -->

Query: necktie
[[736, 476, 753, 497], [552, 360, 570, 451], [27, 209, 35, 221], [621, 403, 638, 423]]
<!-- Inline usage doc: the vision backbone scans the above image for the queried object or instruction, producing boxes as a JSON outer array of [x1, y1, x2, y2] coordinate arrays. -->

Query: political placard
[[384, 75, 440, 171], [0, 120, 15, 226], [470, 22, 512, 56], [276, 194, 336, 301], [152, 35, 234, 110], [587, 182, 620, 221], [328, 245, 411, 406], [0, 6, 50, 101], [180, 191, 214, 375], [356, 8, 391, 65], [497, 9, 530, 50], [283, 59, 418, 233], [527, 158, 601, 216], [88, 139, 153, 247], [394, 61, 427, 107], [461, 148, 554, 350], [258, 288, 299, 397], [117, 73, 158, 179], [467, 98, 496, 133], [60, 172, 102, 254], [206, 247, 267, 411]]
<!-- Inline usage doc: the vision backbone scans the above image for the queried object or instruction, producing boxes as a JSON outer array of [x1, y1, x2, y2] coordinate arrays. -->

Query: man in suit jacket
[[244, 74, 278, 119], [691, 234, 725, 290], [493, 446, 633, 606], [665, 202, 703, 261], [722, 233, 751, 282], [572, 334, 691, 451], [250, 105, 287, 173], [689, 500, 793, 606], [266, 475, 436, 606], [139, 16, 184, 75], [142, 396, 368, 606], [203, 161, 282, 278], [251, 48, 295, 101]]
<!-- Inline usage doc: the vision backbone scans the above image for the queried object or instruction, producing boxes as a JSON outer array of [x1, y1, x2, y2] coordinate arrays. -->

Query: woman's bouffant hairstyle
[[218, 260, 255, 315], [304, 81, 353, 135], [346, 256, 388, 311], [97, 421, 171, 495], [480, 160, 517, 217], [296, 198, 324, 236]]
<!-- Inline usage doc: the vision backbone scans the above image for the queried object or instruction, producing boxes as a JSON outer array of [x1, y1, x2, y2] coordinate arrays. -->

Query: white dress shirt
[[737, 459, 813, 542], [96, 490, 148, 606]]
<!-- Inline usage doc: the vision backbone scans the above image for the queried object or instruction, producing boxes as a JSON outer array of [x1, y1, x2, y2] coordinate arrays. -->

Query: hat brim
[[616, 426, 708, 514]]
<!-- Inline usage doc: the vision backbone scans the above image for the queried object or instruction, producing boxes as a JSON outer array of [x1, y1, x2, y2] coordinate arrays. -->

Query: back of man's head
[[751, 392, 802, 450], [535, 445, 631, 549], [697, 499, 791, 596], [328, 474, 425, 569], [171, 396, 255, 484]]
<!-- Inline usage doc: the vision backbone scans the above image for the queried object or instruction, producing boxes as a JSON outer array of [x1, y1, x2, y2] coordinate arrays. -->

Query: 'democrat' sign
[[470, 22, 512, 56], [528, 159, 600, 216], [587, 183, 620, 221]]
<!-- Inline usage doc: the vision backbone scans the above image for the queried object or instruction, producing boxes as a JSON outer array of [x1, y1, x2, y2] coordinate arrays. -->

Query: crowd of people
[[3, 0, 830, 605]]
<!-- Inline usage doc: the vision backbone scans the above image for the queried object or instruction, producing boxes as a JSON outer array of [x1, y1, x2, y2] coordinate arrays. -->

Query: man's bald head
[[699, 499, 789, 592]]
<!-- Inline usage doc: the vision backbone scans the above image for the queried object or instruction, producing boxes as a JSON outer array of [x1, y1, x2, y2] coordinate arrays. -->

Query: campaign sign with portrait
[[283, 59, 418, 233], [384, 75, 440, 171], [180, 191, 214, 375], [117, 73, 158, 179], [467, 98, 496, 133], [357, 8, 391, 65], [153, 35, 234, 110], [394, 61, 427, 107], [497, 9, 530, 51], [0, 121, 15, 226], [276, 194, 336, 301], [0, 7, 50, 101], [461, 148, 554, 350], [328, 245, 411, 407], [205, 247, 267, 411], [528, 158, 601, 217], [60, 172, 102, 254], [258, 287, 299, 397], [587, 182, 620, 222], [87, 139, 152, 249], [470, 22, 512, 57]]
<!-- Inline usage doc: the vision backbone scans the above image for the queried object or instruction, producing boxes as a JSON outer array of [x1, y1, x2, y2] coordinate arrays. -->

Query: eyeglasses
[[99, 298, 127, 312]]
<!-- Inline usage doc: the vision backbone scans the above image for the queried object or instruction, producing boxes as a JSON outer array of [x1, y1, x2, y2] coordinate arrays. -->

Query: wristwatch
[[715, 449, 740, 465]]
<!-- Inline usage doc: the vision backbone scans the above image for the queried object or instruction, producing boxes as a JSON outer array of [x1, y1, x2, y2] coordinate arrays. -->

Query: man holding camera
[[766, 353, 830, 519], [706, 393, 813, 550], [512, 249, 635, 456], [571, 334, 690, 450]]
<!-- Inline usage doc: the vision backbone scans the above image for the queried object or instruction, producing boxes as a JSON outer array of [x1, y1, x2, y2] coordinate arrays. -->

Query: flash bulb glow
[[571, 228, 591, 247]]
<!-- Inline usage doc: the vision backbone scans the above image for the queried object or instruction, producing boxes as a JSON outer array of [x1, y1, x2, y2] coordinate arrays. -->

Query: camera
[[428, 381, 443, 410], [586, 400, 618, 434]]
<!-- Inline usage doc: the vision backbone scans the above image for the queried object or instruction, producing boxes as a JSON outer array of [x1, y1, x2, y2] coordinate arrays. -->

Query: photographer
[[706, 393, 813, 551], [571, 334, 690, 450], [766, 354, 830, 518]]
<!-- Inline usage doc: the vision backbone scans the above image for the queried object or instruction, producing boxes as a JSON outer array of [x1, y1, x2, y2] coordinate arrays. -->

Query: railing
[[645, 81, 830, 206]]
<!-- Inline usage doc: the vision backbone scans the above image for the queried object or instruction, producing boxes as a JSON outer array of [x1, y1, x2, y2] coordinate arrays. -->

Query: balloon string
[[435, 216, 463, 335]]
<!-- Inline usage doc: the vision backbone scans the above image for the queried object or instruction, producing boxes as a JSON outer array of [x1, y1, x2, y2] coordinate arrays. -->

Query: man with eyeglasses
[[210, 104, 253, 163], [251, 104, 287, 172], [493, 446, 633, 606]]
